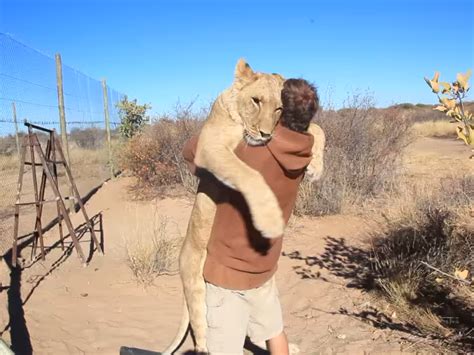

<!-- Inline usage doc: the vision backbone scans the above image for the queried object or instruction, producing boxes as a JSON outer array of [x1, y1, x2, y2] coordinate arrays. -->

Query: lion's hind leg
[[180, 181, 218, 353]]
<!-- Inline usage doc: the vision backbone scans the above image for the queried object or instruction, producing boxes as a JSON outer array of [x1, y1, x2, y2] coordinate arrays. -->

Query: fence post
[[55, 53, 71, 165], [101, 79, 114, 179], [11, 102, 20, 156], [55, 53, 74, 210]]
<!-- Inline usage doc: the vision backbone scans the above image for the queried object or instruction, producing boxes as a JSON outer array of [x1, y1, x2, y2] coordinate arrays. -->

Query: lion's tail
[[162, 299, 190, 355]]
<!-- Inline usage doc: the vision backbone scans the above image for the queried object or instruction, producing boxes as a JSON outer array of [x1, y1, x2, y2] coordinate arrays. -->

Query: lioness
[[163, 60, 325, 354]]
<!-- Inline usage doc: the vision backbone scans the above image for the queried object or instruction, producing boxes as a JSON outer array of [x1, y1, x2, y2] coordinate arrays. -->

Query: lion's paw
[[255, 214, 284, 239], [249, 194, 285, 239], [305, 162, 323, 182]]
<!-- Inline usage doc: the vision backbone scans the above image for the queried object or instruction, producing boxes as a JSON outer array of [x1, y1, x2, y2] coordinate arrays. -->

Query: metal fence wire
[[0, 33, 125, 253]]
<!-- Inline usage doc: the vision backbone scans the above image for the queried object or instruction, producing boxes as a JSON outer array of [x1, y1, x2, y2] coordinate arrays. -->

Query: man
[[183, 78, 321, 354]]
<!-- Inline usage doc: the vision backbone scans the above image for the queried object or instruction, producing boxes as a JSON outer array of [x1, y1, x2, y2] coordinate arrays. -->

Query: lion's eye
[[251, 97, 261, 105], [275, 107, 283, 112]]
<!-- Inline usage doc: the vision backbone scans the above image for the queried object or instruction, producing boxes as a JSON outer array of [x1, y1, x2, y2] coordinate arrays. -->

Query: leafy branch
[[424, 69, 473, 157]]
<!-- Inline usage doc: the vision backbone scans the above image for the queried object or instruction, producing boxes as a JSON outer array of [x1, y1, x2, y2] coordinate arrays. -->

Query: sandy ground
[[0, 137, 469, 354]]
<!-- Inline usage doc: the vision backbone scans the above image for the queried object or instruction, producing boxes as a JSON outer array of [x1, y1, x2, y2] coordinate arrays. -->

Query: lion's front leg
[[179, 182, 217, 353], [195, 124, 284, 239]]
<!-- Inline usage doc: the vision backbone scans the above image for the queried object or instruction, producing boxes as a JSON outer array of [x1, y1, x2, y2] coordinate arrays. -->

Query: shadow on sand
[[0, 212, 104, 355], [283, 235, 473, 350]]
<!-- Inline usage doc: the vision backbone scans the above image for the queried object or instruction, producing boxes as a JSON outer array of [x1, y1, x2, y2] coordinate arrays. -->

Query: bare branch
[[419, 261, 472, 285]]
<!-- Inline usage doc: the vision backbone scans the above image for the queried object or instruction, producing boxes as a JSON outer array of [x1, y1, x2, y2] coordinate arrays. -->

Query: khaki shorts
[[205, 277, 283, 355]]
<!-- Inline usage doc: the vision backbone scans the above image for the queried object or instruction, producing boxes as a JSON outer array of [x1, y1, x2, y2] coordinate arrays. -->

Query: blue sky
[[0, 0, 473, 117]]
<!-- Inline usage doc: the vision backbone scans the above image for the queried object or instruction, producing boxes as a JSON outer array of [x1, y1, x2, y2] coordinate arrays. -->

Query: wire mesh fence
[[0, 33, 125, 253]]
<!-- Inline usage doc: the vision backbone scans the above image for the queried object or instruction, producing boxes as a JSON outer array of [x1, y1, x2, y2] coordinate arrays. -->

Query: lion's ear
[[234, 58, 256, 85]]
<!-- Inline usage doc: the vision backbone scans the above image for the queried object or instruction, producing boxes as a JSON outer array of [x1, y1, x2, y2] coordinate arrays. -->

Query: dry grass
[[119, 104, 205, 194], [0, 145, 108, 176], [69, 146, 108, 165], [367, 175, 473, 350], [119, 94, 413, 216], [0, 153, 19, 172], [0, 146, 109, 213], [123, 215, 182, 286], [412, 120, 457, 138], [294, 96, 412, 216]]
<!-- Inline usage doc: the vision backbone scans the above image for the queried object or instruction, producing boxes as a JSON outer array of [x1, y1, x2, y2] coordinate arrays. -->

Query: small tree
[[117, 96, 151, 139], [424, 69, 473, 157]]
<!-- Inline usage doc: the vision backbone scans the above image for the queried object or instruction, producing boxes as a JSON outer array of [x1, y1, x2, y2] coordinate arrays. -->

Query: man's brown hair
[[280, 78, 319, 133]]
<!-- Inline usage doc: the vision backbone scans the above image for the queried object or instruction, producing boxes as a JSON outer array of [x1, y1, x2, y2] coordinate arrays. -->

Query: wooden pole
[[53, 132, 103, 255], [101, 79, 113, 178], [12, 137, 27, 267], [27, 127, 46, 261], [55, 53, 70, 165], [55, 53, 74, 210], [11, 102, 20, 156]]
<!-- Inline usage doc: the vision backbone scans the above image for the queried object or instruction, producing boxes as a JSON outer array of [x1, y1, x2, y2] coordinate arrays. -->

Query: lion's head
[[230, 59, 284, 146]]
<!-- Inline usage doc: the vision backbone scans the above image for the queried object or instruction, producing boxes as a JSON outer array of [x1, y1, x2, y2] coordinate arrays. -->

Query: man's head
[[280, 78, 319, 133]]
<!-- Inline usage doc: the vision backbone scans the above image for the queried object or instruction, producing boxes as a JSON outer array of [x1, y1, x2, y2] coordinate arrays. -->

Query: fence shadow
[[0, 212, 103, 354]]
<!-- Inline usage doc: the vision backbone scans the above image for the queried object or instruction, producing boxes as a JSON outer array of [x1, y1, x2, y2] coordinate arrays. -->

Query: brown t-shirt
[[183, 123, 314, 290]]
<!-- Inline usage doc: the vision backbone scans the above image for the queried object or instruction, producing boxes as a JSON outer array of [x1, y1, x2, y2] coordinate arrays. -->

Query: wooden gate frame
[[12, 122, 103, 267]]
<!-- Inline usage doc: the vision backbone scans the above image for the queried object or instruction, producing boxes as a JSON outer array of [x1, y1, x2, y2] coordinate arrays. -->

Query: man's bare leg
[[266, 331, 289, 355]]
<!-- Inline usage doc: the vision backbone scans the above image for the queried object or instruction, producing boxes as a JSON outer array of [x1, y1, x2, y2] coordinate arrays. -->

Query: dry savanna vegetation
[[1, 90, 471, 351], [123, 213, 182, 285], [115, 92, 473, 351]]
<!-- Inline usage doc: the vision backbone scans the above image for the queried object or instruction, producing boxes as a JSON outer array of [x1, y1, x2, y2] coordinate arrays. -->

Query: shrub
[[389, 102, 449, 122], [295, 94, 412, 216], [424, 70, 473, 151], [119, 103, 204, 192], [369, 175, 473, 350], [0, 133, 23, 156], [117, 96, 151, 139], [121, 94, 413, 216], [124, 216, 182, 286], [70, 127, 104, 149]]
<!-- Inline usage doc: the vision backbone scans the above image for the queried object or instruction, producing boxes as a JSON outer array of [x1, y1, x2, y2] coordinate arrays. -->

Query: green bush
[[117, 96, 151, 139]]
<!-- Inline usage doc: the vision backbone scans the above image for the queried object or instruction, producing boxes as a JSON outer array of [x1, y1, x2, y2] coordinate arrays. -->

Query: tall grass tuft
[[123, 215, 182, 286]]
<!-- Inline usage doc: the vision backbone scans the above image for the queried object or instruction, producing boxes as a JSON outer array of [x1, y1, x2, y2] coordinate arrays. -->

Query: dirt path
[[0, 177, 420, 355], [0, 178, 196, 354]]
